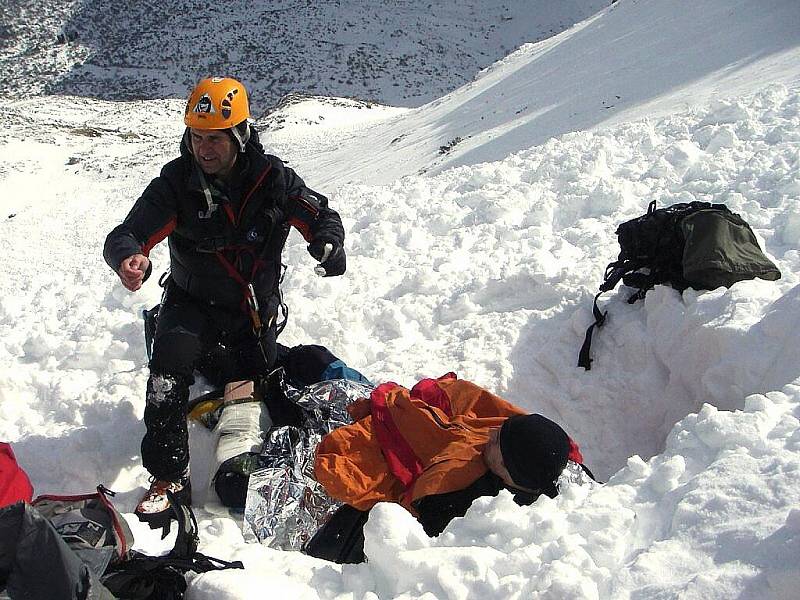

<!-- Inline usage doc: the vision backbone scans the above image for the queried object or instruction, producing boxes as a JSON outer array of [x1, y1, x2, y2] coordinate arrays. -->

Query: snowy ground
[[1, 0, 800, 598]]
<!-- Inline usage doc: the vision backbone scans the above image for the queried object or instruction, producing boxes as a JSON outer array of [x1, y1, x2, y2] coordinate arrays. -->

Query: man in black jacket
[[104, 77, 346, 525]]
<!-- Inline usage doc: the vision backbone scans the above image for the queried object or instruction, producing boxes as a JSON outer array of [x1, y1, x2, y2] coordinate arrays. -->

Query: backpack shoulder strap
[[577, 260, 639, 370], [165, 490, 244, 573], [102, 552, 185, 600], [166, 490, 198, 558]]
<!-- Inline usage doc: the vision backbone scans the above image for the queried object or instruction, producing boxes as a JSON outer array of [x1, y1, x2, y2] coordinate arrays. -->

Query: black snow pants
[[143, 280, 277, 481]]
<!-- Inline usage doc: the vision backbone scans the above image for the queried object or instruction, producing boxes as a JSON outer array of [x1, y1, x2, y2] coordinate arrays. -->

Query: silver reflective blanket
[[242, 379, 374, 549]]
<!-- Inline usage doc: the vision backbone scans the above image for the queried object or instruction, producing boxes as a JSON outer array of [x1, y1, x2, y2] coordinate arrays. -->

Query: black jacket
[[413, 471, 538, 536], [304, 473, 538, 564], [104, 132, 344, 316]]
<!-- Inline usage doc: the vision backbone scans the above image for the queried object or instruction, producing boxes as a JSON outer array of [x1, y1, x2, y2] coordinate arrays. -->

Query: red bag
[[0, 442, 34, 507]]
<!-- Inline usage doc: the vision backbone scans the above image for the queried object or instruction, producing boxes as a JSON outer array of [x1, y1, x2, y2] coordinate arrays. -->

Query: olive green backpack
[[579, 200, 781, 369]]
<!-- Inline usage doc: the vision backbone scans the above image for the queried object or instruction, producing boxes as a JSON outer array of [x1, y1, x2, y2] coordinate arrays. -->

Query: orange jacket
[[314, 374, 527, 512]]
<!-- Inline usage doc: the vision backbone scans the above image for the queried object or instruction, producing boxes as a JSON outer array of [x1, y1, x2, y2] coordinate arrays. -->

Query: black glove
[[308, 239, 346, 277]]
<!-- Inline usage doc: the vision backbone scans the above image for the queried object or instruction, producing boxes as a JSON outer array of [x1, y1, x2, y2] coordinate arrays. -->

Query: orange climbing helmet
[[184, 77, 250, 130]]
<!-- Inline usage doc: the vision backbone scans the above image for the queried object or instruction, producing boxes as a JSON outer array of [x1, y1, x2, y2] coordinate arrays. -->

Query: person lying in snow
[[311, 373, 594, 560]]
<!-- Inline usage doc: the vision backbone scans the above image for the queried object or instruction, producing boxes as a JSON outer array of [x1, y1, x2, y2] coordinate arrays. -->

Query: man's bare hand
[[117, 254, 150, 291]]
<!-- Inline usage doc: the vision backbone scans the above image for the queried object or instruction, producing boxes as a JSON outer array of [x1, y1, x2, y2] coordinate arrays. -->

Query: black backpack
[[3, 488, 241, 600], [578, 200, 781, 370], [31, 485, 135, 579]]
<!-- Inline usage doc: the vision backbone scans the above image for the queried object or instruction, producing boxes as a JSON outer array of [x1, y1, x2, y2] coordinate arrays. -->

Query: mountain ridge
[[0, 0, 606, 111]]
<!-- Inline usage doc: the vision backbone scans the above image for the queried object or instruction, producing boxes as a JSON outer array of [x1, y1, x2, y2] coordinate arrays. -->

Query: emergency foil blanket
[[242, 379, 374, 550]]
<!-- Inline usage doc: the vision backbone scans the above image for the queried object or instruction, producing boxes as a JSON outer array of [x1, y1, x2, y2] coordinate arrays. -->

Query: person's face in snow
[[190, 128, 238, 178], [483, 427, 538, 494]]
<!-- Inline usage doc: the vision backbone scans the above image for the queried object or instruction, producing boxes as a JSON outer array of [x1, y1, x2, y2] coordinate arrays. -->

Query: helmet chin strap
[[228, 122, 251, 152]]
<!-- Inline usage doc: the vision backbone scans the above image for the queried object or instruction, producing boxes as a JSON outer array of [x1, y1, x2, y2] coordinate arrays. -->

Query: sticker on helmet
[[220, 88, 239, 120], [193, 93, 215, 114]]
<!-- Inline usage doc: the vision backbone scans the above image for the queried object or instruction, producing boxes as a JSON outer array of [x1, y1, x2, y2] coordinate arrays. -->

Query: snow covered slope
[[1, 0, 799, 598], [264, 0, 800, 188]]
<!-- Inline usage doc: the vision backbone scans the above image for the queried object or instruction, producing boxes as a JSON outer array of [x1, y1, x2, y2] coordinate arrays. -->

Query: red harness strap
[[226, 164, 272, 228], [370, 383, 425, 489], [214, 249, 266, 329], [211, 163, 273, 327]]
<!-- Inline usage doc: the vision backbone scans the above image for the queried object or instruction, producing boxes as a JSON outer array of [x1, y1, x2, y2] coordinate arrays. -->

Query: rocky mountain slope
[[0, 0, 606, 111]]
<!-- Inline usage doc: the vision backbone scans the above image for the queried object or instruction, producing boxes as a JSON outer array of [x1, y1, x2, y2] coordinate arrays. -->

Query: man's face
[[190, 128, 238, 177]]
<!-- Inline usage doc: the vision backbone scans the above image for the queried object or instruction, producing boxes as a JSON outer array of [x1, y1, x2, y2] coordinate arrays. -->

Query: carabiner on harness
[[246, 283, 262, 332]]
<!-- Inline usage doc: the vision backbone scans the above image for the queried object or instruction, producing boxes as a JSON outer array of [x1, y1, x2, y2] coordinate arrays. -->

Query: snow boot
[[135, 475, 192, 534]]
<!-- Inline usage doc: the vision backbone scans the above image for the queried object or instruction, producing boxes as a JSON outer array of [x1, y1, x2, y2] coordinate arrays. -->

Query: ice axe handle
[[314, 243, 333, 277]]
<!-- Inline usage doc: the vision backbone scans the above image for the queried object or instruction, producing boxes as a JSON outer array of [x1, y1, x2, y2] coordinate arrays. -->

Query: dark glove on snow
[[308, 239, 346, 277]]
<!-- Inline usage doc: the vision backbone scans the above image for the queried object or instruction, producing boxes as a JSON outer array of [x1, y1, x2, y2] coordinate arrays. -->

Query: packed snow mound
[[1, 81, 798, 598], [277, 85, 799, 479], [0, 0, 607, 109]]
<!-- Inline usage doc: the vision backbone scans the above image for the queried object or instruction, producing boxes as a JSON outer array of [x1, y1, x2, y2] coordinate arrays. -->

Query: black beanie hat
[[499, 414, 570, 495]]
